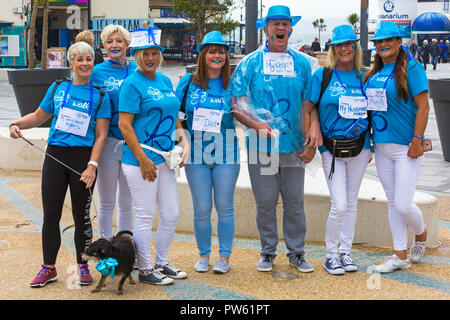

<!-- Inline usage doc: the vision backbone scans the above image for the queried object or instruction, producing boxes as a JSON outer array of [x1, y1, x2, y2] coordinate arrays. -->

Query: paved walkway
[[0, 61, 449, 302]]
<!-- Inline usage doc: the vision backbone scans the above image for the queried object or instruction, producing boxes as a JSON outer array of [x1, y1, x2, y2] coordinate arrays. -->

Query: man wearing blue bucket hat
[[363, 21, 430, 274], [230, 5, 314, 274], [303, 24, 372, 275]]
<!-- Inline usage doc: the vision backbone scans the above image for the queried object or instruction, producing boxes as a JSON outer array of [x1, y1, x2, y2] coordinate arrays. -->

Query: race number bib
[[263, 52, 295, 76], [192, 107, 223, 133], [55, 107, 91, 137], [366, 88, 388, 111], [338, 96, 368, 119]]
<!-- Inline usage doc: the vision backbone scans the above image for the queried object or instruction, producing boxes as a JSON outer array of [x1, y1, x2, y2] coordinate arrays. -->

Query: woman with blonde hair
[[119, 27, 190, 285], [9, 41, 111, 287], [364, 21, 429, 273], [303, 24, 371, 275], [90, 24, 137, 240]]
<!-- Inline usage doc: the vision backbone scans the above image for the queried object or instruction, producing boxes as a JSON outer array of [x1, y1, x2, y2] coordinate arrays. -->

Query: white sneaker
[[375, 254, 411, 273], [194, 258, 210, 273], [410, 240, 426, 263]]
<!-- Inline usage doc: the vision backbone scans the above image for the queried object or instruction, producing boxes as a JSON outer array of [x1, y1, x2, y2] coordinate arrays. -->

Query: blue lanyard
[[61, 80, 94, 116], [108, 60, 129, 79], [334, 68, 365, 95], [366, 63, 396, 91], [264, 40, 294, 57], [195, 77, 224, 111]]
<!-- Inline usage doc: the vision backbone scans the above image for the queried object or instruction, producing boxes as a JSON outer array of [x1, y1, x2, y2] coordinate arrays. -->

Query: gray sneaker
[[257, 255, 275, 272], [289, 254, 314, 273], [194, 258, 210, 273], [213, 259, 230, 274]]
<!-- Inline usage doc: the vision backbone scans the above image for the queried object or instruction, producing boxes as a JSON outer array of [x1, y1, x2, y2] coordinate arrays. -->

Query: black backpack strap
[[315, 67, 333, 109], [92, 85, 106, 109], [52, 78, 70, 97], [179, 73, 194, 129]]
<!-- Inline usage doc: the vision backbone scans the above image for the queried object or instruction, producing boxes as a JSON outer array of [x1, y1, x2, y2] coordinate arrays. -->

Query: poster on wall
[[48, 47, 67, 68], [0, 35, 20, 57], [378, 0, 418, 38]]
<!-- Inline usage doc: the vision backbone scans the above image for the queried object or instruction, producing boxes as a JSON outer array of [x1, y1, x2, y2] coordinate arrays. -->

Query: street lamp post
[[245, 0, 258, 54], [360, 0, 371, 66]]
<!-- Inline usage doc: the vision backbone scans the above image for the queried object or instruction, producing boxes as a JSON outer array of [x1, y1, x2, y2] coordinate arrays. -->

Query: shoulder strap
[[315, 67, 333, 109], [92, 85, 106, 108], [51, 78, 70, 97], [180, 73, 194, 114]]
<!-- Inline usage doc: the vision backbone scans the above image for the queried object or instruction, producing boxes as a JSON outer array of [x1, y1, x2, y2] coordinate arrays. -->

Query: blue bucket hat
[[329, 24, 359, 45], [255, 5, 301, 29], [371, 21, 402, 42], [197, 31, 230, 53], [129, 27, 165, 56]]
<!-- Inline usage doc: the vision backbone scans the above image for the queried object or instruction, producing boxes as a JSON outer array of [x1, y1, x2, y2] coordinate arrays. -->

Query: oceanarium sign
[[378, 0, 417, 38]]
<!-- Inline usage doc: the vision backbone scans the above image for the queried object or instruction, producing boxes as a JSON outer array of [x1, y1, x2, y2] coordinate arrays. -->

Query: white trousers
[[322, 149, 371, 259], [375, 143, 425, 251], [96, 137, 133, 240], [122, 162, 180, 270]]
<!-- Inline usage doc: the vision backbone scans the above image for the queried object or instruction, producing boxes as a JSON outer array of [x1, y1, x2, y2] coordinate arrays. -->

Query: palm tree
[[312, 18, 326, 44], [347, 13, 360, 35]]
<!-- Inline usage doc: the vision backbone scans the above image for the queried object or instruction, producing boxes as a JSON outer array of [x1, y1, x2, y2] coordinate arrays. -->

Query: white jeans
[[97, 137, 133, 239], [322, 149, 371, 259], [375, 143, 425, 251], [122, 162, 180, 270]]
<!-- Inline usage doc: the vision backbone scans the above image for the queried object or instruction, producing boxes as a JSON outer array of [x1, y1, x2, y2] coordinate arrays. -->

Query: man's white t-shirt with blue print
[[307, 67, 371, 153], [175, 74, 239, 164], [119, 71, 180, 167], [40, 80, 111, 147], [91, 60, 137, 140], [229, 47, 311, 154], [363, 60, 428, 146]]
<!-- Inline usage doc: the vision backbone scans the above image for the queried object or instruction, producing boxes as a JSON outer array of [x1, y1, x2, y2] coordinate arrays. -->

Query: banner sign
[[92, 19, 154, 32], [378, 0, 417, 38]]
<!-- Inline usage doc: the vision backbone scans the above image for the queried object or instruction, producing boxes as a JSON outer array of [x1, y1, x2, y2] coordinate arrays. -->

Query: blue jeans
[[432, 56, 439, 70], [184, 163, 240, 258]]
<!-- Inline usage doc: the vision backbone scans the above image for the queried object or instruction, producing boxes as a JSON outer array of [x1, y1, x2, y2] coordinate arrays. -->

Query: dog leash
[[18, 133, 98, 233]]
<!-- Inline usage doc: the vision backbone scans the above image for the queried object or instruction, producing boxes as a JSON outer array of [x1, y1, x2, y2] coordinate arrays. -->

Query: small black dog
[[82, 230, 136, 295]]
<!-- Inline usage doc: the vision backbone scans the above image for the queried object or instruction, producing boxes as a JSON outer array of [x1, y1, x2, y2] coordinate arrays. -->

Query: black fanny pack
[[322, 130, 367, 180]]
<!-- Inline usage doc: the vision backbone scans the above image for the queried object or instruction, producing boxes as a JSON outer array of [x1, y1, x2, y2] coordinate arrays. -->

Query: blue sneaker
[[340, 253, 357, 272], [324, 257, 345, 275], [213, 259, 230, 274], [139, 268, 174, 285], [289, 254, 314, 273]]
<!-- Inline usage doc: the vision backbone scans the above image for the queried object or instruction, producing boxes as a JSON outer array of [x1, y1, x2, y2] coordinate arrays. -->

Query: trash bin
[[429, 78, 450, 162]]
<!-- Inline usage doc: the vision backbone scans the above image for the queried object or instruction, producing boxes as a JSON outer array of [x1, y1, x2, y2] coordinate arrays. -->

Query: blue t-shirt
[[307, 67, 371, 153], [119, 71, 180, 166], [175, 73, 239, 164], [229, 47, 311, 154], [40, 80, 111, 147], [363, 59, 428, 146], [91, 60, 137, 139]]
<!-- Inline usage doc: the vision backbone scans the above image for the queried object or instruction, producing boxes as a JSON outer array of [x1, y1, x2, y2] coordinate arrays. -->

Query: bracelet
[[413, 134, 423, 139], [9, 122, 18, 129], [88, 160, 98, 168]]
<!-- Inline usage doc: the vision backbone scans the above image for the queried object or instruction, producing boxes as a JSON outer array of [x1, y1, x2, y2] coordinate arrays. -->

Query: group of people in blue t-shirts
[[9, 4, 430, 290]]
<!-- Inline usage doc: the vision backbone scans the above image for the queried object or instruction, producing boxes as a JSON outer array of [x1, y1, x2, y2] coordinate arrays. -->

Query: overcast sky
[[230, 0, 381, 45]]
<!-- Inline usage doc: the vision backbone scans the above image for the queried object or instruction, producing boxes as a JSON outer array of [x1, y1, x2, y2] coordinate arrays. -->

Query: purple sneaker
[[30, 265, 58, 288], [78, 264, 93, 285]]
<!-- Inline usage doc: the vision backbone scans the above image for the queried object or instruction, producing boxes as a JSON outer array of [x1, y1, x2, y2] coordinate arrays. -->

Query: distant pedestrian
[[311, 37, 321, 52], [324, 38, 331, 51], [94, 44, 104, 65], [419, 40, 430, 70], [430, 39, 440, 70], [409, 40, 418, 59], [447, 40, 450, 62], [439, 40, 447, 63]]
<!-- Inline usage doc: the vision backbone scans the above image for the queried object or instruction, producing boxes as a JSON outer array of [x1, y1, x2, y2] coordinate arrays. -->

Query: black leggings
[[41, 145, 95, 265]]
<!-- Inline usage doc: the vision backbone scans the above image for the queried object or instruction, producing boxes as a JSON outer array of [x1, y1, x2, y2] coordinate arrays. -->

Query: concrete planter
[[429, 78, 450, 161], [7, 68, 72, 127]]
